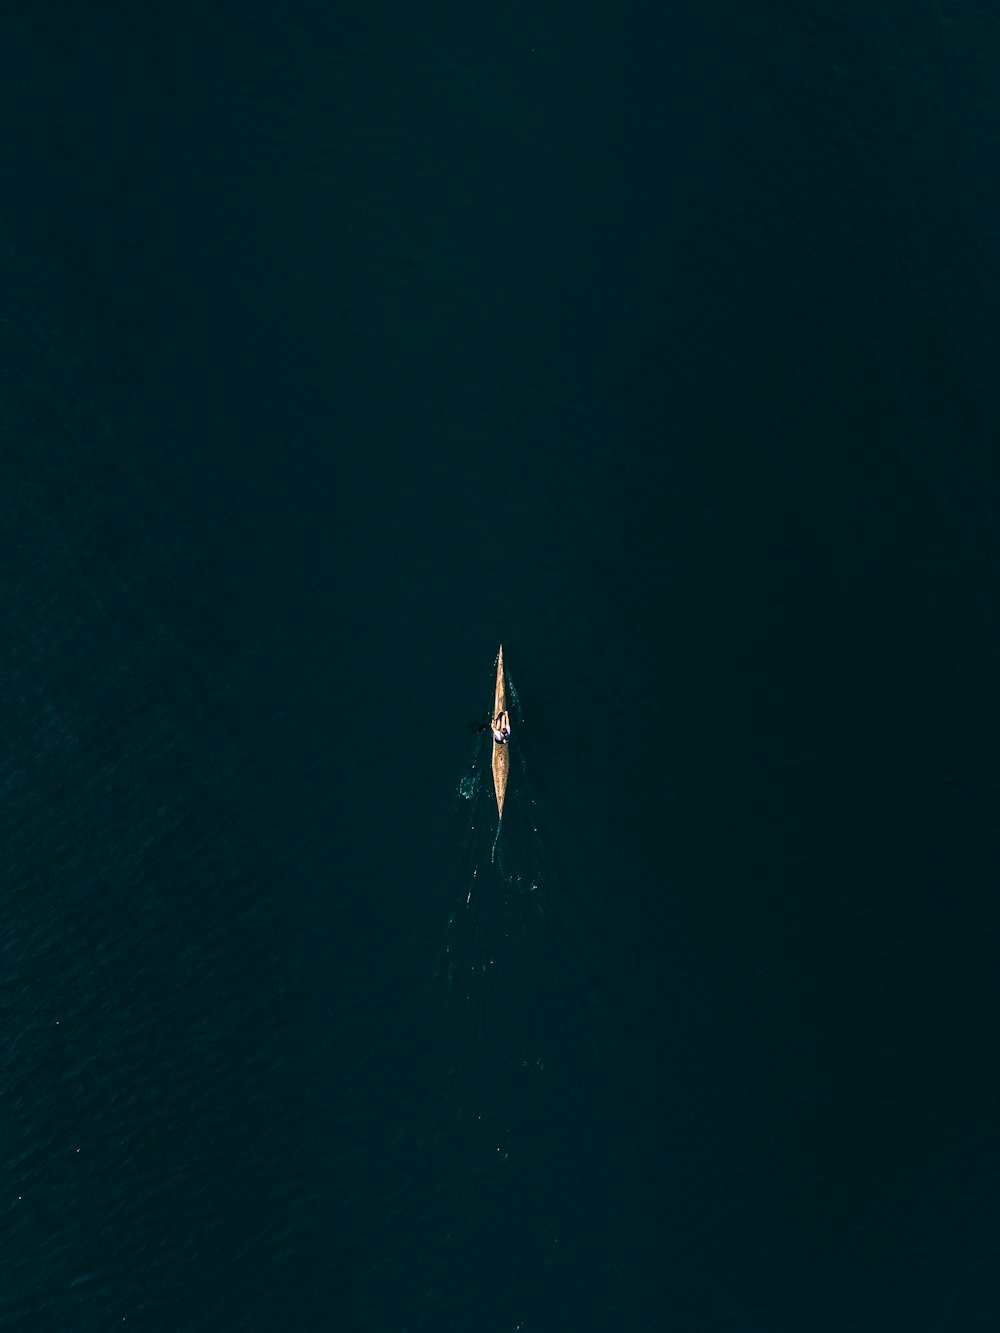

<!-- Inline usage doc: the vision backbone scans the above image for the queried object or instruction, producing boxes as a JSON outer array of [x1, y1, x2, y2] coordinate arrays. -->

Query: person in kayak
[[492, 710, 511, 744]]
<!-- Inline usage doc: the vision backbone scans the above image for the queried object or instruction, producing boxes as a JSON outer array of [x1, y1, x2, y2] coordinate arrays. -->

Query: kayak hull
[[492, 645, 509, 818]]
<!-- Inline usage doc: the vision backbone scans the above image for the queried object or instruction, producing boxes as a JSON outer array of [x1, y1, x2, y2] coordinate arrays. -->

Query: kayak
[[492, 644, 509, 818]]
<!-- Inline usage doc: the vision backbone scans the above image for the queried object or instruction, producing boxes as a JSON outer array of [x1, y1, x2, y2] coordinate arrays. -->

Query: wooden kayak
[[492, 644, 509, 818]]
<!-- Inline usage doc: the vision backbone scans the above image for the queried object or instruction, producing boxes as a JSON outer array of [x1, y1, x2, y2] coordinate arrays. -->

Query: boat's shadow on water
[[409, 704, 650, 1323], [433, 714, 600, 1094], [442, 727, 547, 990]]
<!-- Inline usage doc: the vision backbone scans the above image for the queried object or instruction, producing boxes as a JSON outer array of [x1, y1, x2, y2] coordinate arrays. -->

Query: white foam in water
[[505, 670, 522, 721]]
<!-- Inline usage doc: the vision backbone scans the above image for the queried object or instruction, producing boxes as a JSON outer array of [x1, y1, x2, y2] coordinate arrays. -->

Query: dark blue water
[[4, 2, 1000, 1327]]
